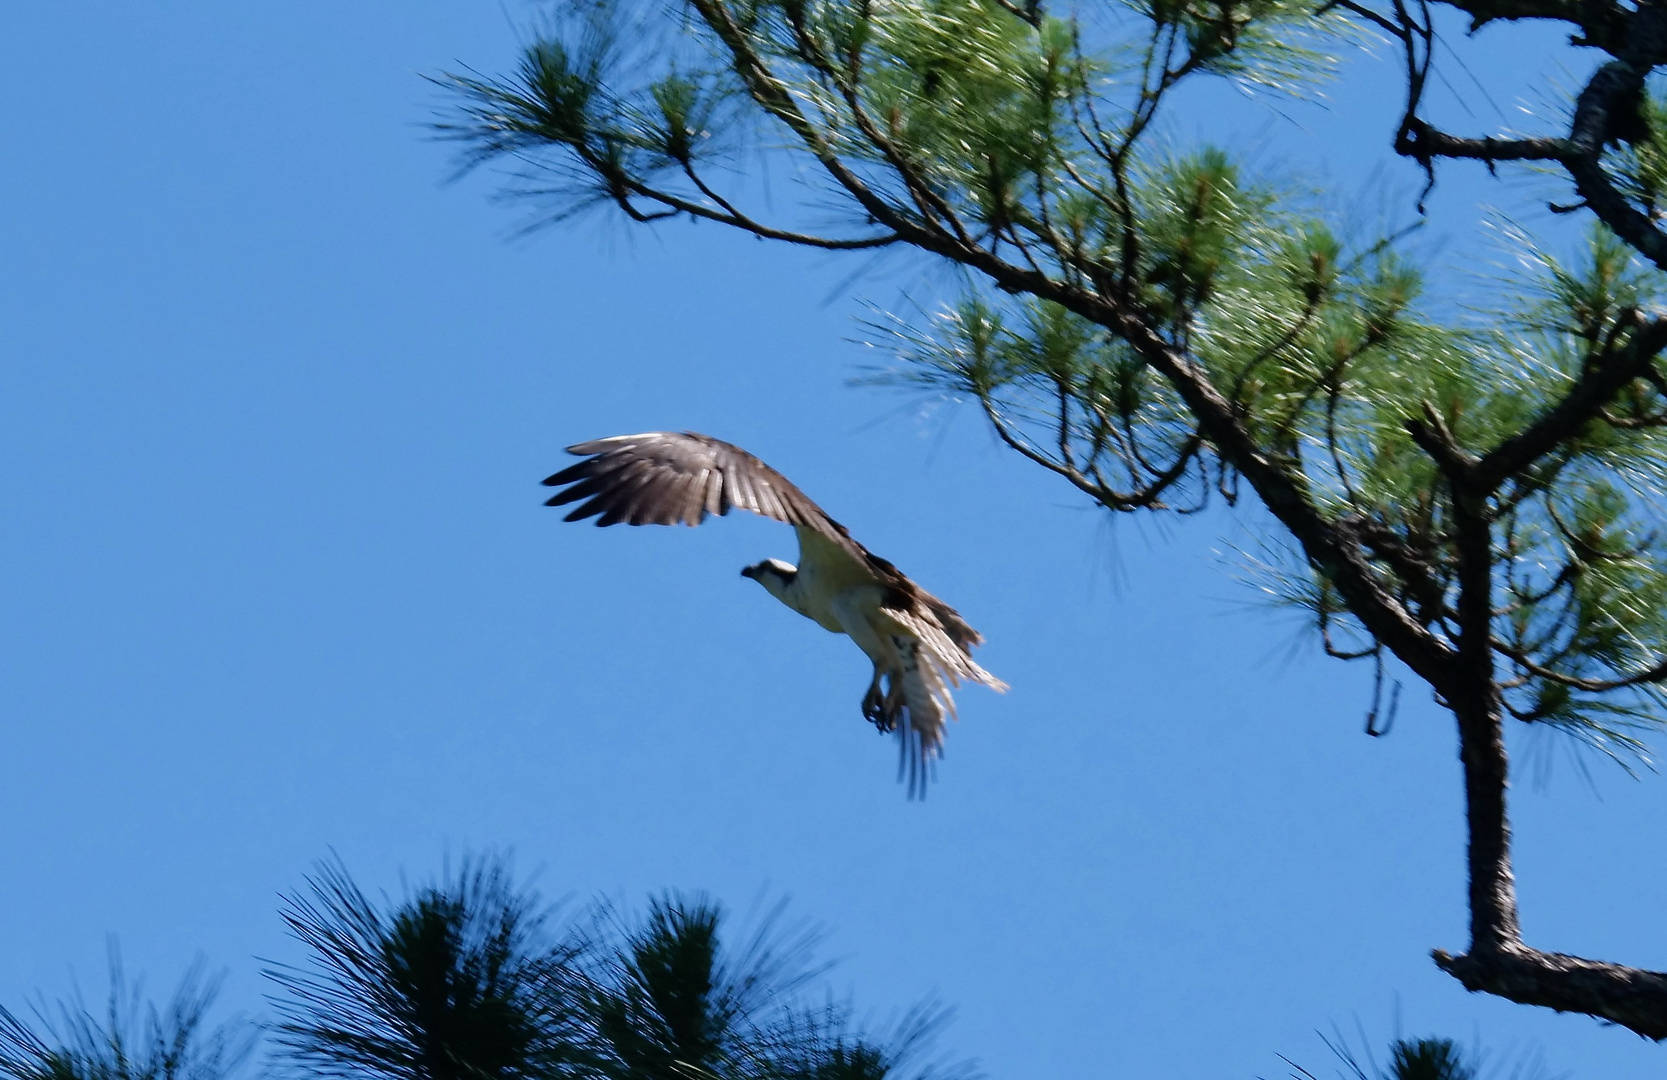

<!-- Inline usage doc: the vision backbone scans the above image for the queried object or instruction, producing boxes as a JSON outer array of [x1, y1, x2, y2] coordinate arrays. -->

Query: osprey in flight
[[543, 431, 1005, 794]]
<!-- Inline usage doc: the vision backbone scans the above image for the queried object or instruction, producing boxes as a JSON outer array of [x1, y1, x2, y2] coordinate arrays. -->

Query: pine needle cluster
[[265, 856, 965, 1080]]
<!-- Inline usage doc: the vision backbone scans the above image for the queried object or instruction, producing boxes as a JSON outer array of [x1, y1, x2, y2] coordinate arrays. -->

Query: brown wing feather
[[543, 432, 846, 539], [856, 548, 982, 647]]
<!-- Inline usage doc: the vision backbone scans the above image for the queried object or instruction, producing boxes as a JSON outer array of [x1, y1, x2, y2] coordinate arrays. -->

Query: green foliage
[[438, 9, 744, 226], [0, 953, 252, 1080], [1138, 149, 1263, 315], [581, 895, 796, 1080], [1611, 91, 1667, 217], [1131, 0, 1355, 92], [1486, 231, 1667, 753], [268, 856, 965, 1080], [437, 0, 1344, 241], [884, 222, 1667, 753], [1383, 1039, 1475, 1080], [1301, 1031, 1561, 1080], [851, 0, 1081, 220], [267, 855, 585, 1080]]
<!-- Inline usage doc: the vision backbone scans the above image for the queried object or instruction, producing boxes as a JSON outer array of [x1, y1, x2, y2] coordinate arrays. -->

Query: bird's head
[[741, 558, 797, 600]]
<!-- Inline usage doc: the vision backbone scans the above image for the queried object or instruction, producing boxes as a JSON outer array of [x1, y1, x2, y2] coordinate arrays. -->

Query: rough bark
[[1435, 948, 1667, 1040]]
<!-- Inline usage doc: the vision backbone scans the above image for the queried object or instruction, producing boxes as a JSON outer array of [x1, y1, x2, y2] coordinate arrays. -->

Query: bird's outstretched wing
[[543, 431, 845, 534]]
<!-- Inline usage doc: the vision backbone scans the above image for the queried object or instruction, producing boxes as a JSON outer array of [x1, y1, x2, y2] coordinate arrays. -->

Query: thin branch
[[978, 395, 1201, 510], [1394, 121, 1567, 164], [623, 173, 901, 247], [1494, 641, 1667, 692], [1471, 316, 1667, 490]]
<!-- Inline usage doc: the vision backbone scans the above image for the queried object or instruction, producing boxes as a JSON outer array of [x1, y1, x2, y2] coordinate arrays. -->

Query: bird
[[542, 431, 1005, 795]]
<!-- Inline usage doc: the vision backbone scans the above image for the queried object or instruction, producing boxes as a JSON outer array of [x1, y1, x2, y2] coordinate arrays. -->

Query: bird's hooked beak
[[740, 564, 758, 580]]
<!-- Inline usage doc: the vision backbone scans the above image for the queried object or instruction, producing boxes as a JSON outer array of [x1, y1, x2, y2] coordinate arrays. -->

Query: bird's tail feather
[[885, 610, 1008, 693], [882, 636, 954, 799], [868, 610, 1004, 797]]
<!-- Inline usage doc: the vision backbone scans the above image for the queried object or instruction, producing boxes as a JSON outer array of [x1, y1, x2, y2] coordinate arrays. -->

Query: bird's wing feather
[[892, 636, 950, 799], [880, 606, 1007, 694], [869, 605, 1006, 798], [544, 431, 852, 540]]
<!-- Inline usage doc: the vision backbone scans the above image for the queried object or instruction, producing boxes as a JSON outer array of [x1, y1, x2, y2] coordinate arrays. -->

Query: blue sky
[[2, 4, 1665, 1078]]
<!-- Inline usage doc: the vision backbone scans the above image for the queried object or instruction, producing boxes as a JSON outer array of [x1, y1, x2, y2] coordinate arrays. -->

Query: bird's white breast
[[782, 557, 856, 634], [778, 526, 888, 642]]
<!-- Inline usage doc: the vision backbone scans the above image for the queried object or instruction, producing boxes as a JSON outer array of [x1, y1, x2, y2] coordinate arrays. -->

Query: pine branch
[[1472, 315, 1667, 490], [1434, 947, 1667, 1040]]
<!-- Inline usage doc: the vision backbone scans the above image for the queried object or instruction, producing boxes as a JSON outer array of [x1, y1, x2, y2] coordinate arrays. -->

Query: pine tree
[[0, 949, 254, 1080], [438, 0, 1667, 1038], [266, 855, 963, 1080]]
